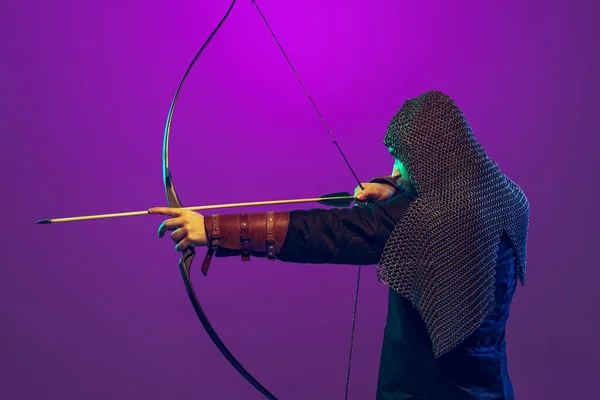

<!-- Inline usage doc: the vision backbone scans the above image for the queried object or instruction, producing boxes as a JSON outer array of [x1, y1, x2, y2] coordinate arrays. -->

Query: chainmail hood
[[378, 90, 529, 357]]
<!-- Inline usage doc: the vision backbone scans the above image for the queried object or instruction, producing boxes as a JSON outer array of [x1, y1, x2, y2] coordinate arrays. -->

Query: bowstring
[[251, 2, 363, 398]]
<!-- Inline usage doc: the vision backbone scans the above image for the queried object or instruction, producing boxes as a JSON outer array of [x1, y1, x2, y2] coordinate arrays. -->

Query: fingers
[[355, 186, 379, 201], [148, 207, 184, 217], [170, 227, 187, 243], [175, 238, 192, 252], [165, 226, 191, 252], [158, 216, 186, 238], [354, 186, 363, 199], [354, 184, 364, 197], [354, 183, 395, 203], [154, 208, 206, 251], [354, 183, 372, 200], [162, 225, 192, 252]]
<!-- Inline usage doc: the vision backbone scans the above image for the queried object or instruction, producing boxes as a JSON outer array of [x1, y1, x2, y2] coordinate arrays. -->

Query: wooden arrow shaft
[[36, 195, 355, 224]]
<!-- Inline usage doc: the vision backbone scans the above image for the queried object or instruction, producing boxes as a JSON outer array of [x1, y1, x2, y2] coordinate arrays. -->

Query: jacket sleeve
[[276, 192, 416, 265]]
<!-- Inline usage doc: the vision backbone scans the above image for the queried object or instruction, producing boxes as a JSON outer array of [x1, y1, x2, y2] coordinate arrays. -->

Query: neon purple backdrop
[[2, 0, 598, 399]]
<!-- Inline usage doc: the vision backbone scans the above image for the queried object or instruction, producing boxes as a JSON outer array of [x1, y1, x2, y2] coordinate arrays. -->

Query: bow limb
[[162, 1, 277, 398]]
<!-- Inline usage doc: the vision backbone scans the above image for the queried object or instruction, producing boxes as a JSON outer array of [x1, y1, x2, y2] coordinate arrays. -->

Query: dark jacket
[[278, 191, 517, 399]]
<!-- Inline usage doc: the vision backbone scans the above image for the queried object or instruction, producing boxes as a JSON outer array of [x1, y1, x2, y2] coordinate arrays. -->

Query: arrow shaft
[[37, 195, 354, 224]]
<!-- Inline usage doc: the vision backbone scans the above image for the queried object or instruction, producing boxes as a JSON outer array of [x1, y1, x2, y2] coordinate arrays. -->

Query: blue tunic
[[278, 191, 518, 399]]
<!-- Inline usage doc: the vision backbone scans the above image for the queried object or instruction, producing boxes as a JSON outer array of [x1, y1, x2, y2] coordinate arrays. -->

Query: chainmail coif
[[378, 90, 530, 358]]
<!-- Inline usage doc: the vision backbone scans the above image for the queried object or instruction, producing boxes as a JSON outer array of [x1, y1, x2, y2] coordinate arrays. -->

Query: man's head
[[377, 91, 530, 360], [384, 90, 485, 192]]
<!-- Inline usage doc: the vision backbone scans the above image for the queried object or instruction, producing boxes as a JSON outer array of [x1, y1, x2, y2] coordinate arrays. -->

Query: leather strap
[[266, 211, 276, 260], [201, 214, 222, 275], [240, 213, 251, 261]]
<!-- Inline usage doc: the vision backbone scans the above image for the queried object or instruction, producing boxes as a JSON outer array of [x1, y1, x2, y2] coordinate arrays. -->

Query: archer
[[151, 90, 530, 400]]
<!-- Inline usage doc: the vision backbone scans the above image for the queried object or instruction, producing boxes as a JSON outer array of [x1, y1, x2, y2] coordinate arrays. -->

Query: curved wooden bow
[[163, 1, 364, 398], [162, 1, 277, 399]]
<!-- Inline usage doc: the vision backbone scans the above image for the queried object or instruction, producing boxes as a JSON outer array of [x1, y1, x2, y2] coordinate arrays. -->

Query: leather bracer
[[201, 212, 290, 274]]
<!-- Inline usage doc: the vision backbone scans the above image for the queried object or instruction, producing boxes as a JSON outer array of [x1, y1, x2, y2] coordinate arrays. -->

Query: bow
[[162, 1, 277, 398], [163, 1, 365, 398]]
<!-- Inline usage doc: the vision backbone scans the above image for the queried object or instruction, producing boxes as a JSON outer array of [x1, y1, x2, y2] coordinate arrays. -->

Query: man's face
[[389, 147, 408, 180], [392, 158, 404, 179]]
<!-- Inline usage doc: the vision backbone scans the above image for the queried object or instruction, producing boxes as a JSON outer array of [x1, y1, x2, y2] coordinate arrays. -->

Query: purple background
[[2, 0, 598, 399]]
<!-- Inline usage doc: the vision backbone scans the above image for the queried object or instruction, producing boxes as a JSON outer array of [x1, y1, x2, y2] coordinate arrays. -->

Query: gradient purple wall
[[2, 0, 598, 399]]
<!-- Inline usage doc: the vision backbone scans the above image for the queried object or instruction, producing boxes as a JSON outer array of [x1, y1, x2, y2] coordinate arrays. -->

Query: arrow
[[35, 192, 355, 224]]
